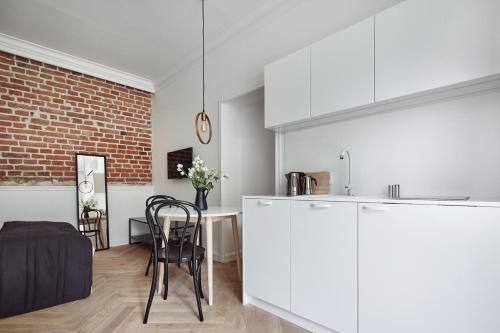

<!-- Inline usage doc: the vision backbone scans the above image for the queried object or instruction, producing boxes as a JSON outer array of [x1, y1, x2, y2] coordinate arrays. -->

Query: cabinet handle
[[311, 203, 331, 209], [258, 200, 273, 206], [362, 205, 389, 212]]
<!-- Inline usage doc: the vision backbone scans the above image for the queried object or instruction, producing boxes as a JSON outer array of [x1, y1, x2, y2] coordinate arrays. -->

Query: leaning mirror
[[75, 154, 110, 250]]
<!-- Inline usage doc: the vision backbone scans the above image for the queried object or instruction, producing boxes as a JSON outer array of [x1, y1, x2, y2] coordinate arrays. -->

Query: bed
[[0, 221, 93, 319]]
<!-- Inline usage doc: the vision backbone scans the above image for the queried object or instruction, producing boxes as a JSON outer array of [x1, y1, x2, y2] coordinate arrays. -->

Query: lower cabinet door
[[359, 203, 500, 333], [244, 198, 291, 310], [291, 201, 357, 333]]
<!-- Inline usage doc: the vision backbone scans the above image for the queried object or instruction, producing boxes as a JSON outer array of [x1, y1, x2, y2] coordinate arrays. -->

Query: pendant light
[[195, 0, 212, 144]]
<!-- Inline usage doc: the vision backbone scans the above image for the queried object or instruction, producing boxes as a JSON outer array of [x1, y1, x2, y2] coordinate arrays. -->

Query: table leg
[[230, 215, 242, 280], [206, 217, 213, 305], [158, 216, 171, 294]]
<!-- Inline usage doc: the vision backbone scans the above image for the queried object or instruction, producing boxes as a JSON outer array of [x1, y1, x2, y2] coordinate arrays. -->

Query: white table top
[[157, 206, 241, 218]]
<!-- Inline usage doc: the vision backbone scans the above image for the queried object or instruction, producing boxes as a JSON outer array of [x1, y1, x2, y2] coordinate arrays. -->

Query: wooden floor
[[0, 244, 308, 333]]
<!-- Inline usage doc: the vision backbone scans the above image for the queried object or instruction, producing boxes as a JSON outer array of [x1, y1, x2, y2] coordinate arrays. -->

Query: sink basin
[[396, 196, 470, 201]]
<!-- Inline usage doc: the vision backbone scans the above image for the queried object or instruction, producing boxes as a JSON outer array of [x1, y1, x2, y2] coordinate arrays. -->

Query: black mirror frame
[[75, 153, 110, 250]]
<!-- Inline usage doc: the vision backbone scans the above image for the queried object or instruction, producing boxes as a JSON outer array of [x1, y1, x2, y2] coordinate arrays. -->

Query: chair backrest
[[80, 209, 102, 233], [145, 195, 177, 238], [145, 198, 202, 267], [145, 195, 176, 207]]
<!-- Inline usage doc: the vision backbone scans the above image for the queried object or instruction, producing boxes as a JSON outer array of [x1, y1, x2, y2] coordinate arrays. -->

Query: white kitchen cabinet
[[291, 201, 357, 333], [311, 17, 374, 116], [264, 48, 310, 128], [243, 198, 291, 310], [359, 203, 500, 333], [375, 0, 500, 101]]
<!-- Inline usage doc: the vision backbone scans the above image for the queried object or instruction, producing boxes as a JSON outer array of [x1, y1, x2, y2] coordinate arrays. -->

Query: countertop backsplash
[[284, 89, 500, 198]]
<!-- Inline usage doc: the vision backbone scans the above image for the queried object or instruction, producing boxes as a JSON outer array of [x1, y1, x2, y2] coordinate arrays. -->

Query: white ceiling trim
[[0, 33, 155, 93], [155, 0, 303, 90]]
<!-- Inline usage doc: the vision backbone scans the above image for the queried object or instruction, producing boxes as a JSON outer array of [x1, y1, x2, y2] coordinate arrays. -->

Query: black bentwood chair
[[143, 199, 205, 324], [143, 195, 199, 277], [80, 209, 104, 250]]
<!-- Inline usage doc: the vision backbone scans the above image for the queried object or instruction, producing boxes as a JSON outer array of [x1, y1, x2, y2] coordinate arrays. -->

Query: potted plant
[[177, 156, 227, 210], [80, 198, 97, 218]]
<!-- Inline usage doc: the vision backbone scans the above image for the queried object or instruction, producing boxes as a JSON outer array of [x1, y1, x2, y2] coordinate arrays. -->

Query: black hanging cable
[[202, 0, 205, 114], [195, 0, 212, 144]]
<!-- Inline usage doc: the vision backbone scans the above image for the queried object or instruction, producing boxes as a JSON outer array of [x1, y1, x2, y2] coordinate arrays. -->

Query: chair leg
[[192, 260, 204, 322], [199, 225, 202, 246], [143, 255, 158, 324], [95, 232, 99, 250], [163, 260, 168, 300], [197, 259, 204, 299], [188, 261, 193, 276], [98, 230, 105, 249], [145, 249, 153, 276]]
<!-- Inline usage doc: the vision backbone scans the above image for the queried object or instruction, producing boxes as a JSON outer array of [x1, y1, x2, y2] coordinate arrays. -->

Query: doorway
[[219, 86, 275, 261]]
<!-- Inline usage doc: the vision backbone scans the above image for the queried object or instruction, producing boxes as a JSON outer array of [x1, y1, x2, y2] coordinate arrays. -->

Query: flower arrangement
[[177, 156, 228, 210], [177, 156, 227, 192], [80, 198, 97, 214]]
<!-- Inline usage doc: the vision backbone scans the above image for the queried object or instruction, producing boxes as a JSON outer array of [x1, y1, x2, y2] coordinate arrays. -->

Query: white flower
[[177, 163, 183, 171], [180, 171, 185, 176]]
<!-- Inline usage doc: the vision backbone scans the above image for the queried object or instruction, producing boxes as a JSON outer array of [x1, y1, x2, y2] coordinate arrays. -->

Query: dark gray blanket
[[0, 221, 93, 319]]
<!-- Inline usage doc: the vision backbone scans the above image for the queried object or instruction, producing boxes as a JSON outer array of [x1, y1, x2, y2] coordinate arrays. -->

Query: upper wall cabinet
[[311, 17, 375, 117], [375, 0, 500, 101], [265, 48, 310, 128]]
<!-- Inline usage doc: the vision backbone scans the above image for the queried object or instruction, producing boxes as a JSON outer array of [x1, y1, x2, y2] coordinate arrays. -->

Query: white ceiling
[[0, 0, 401, 85], [0, 0, 290, 82]]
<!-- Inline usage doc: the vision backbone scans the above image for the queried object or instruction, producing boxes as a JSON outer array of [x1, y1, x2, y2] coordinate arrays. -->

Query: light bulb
[[201, 112, 208, 132]]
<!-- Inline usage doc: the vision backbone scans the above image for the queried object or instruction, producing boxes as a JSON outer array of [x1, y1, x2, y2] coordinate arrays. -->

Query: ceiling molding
[[0, 33, 155, 93], [154, 0, 303, 90]]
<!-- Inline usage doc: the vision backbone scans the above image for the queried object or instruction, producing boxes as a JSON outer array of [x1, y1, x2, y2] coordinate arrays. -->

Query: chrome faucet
[[339, 148, 353, 196]]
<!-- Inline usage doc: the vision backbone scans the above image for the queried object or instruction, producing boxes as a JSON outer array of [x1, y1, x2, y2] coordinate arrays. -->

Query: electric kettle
[[285, 172, 305, 196]]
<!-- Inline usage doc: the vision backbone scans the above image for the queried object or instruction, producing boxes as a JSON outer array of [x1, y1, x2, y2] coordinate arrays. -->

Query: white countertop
[[242, 194, 500, 208]]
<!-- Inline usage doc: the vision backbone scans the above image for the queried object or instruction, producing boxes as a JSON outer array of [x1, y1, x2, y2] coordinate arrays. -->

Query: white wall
[[0, 185, 153, 246], [284, 90, 500, 198], [152, 0, 402, 195], [152, 0, 401, 199], [219, 87, 274, 261]]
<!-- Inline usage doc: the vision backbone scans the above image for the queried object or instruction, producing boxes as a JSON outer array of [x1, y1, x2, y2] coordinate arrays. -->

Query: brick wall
[[0, 51, 152, 185]]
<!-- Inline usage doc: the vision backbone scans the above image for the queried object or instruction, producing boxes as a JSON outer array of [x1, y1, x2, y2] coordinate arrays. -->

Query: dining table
[[156, 206, 242, 306]]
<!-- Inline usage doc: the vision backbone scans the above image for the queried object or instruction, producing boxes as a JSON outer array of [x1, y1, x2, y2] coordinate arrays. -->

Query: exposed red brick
[[0, 51, 152, 185]]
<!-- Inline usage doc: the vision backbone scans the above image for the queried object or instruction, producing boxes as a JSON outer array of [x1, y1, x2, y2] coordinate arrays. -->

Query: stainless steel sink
[[396, 196, 470, 201]]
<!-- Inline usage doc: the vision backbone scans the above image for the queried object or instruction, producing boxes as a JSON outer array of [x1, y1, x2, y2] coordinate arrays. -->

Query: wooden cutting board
[[305, 171, 330, 194]]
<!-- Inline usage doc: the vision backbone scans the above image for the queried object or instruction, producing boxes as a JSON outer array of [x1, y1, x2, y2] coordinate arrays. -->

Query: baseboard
[[212, 251, 234, 263], [244, 295, 337, 333]]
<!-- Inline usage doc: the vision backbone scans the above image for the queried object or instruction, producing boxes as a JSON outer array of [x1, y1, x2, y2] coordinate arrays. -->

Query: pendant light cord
[[202, 0, 205, 114]]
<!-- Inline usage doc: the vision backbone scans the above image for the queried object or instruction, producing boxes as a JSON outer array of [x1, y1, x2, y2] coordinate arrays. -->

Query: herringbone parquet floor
[[0, 244, 308, 333]]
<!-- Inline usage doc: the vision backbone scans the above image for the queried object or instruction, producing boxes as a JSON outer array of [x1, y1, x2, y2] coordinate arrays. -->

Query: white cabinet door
[[359, 203, 500, 333], [291, 201, 357, 333], [311, 17, 374, 116], [265, 48, 310, 128], [243, 198, 290, 310], [375, 0, 500, 101]]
